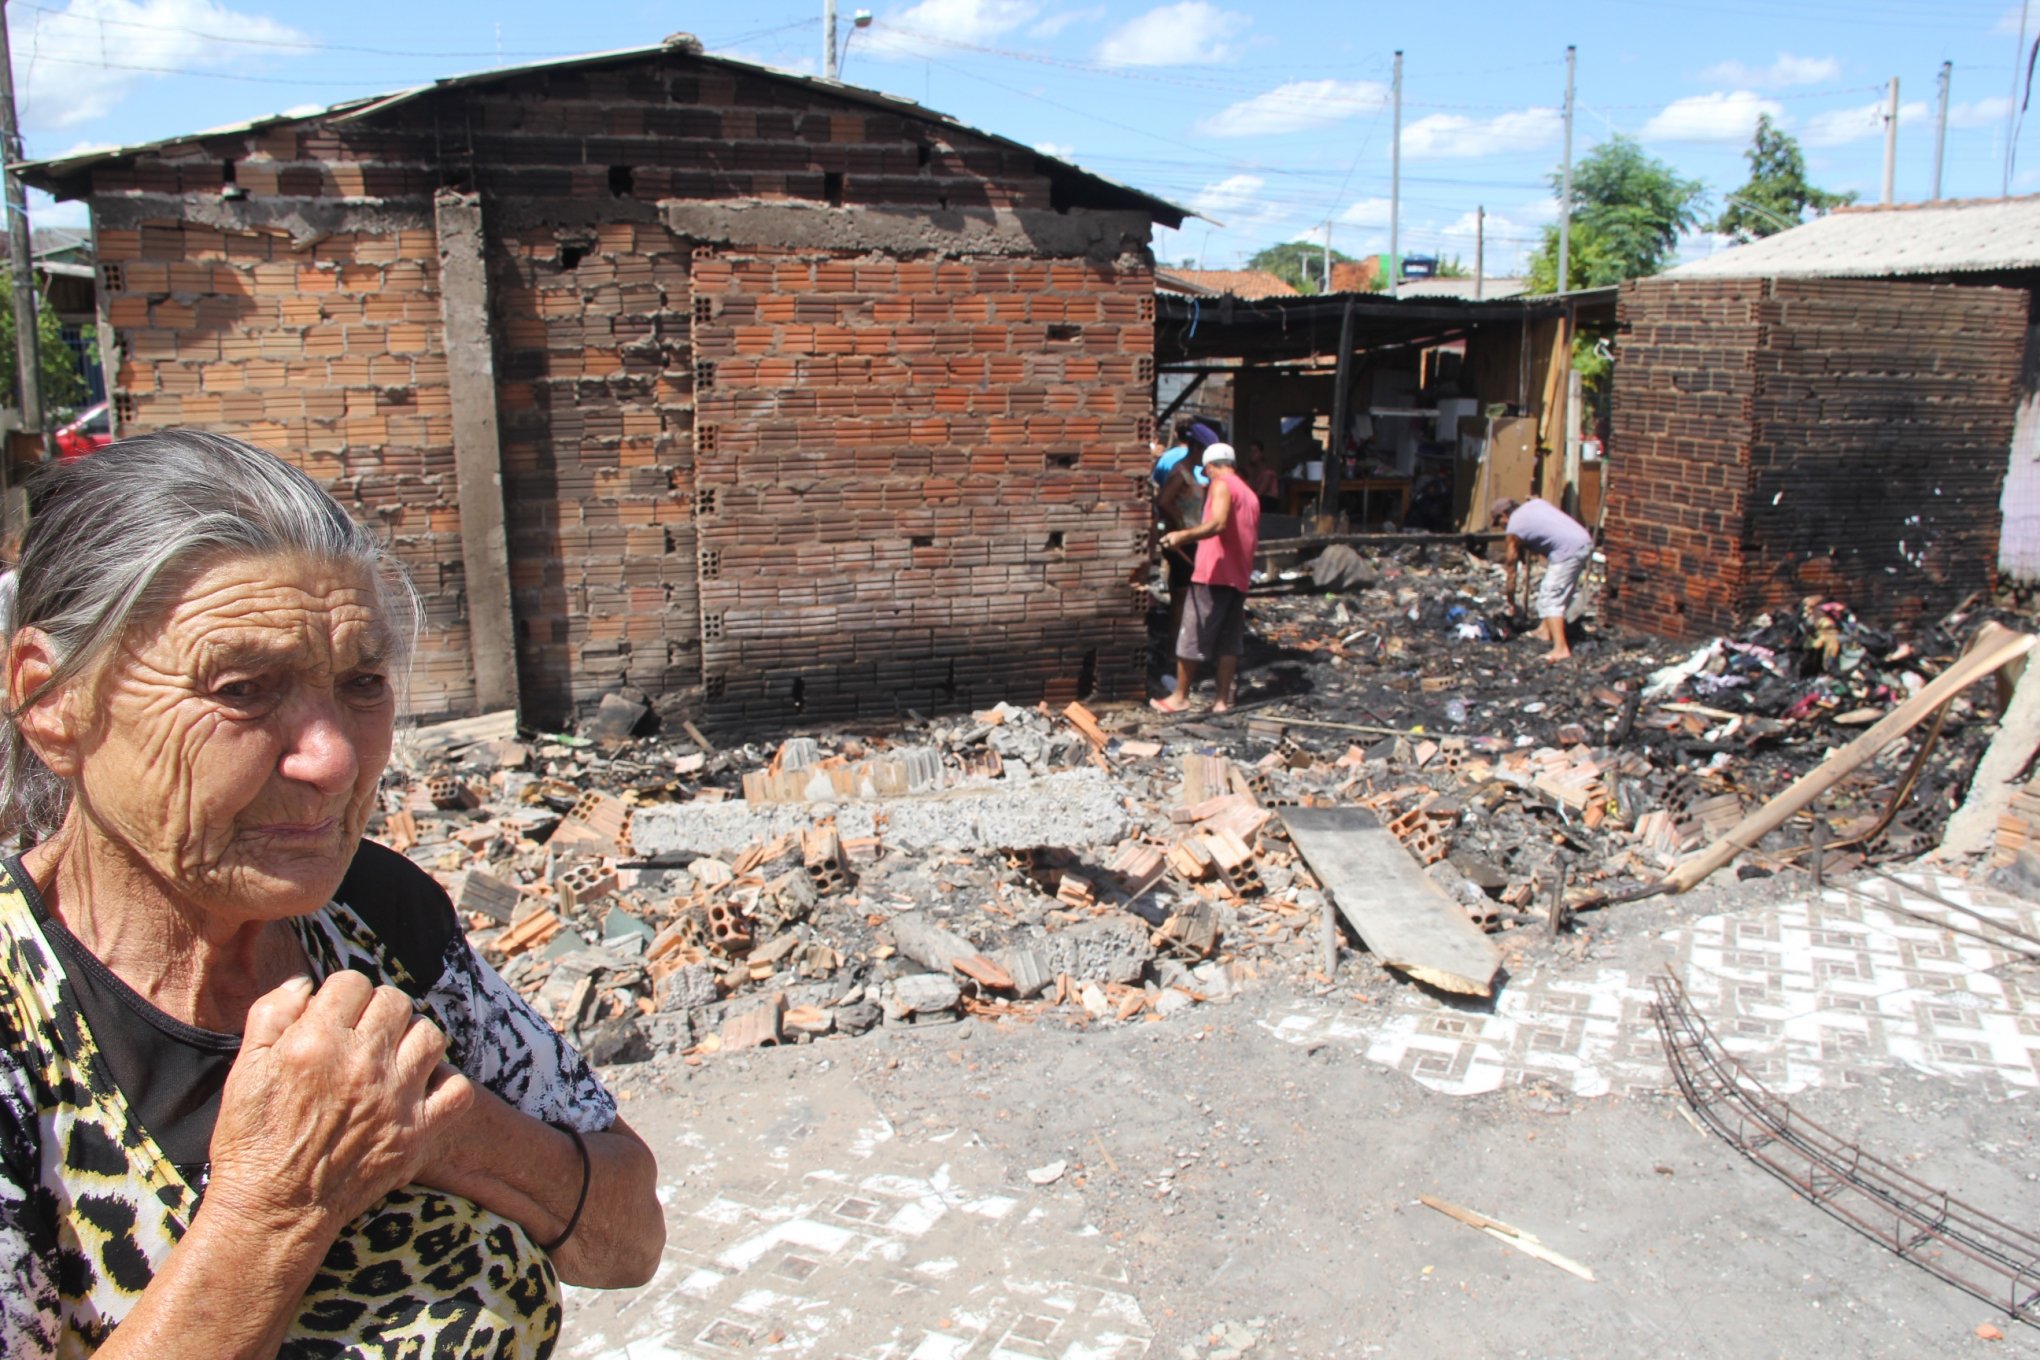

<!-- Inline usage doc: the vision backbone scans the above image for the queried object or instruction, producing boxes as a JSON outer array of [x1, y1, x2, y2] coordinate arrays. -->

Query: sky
[[9, 0, 2036, 277]]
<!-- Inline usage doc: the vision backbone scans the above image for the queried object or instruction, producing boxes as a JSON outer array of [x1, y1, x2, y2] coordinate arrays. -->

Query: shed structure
[[1648, 193, 2040, 615], [1604, 274, 2027, 638], [22, 38, 1182, 729]]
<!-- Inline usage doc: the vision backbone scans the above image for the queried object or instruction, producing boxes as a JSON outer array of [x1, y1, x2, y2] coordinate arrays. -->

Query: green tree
[[0, 279, 86, 417], [1433, 253, 1470, 278], [1247, 241, 1356, 295], [1526, 134, 1706, 293], [1714, 114, 1855, 242]]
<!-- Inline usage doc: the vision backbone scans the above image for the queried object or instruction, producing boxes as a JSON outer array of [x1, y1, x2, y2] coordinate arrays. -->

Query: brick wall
[[94, 219, 475, 715], [1605, 277, 2026, 639], [692, 250, 1155, 725], [76, 48, 1161, 727], [491, 219, 699, 720]]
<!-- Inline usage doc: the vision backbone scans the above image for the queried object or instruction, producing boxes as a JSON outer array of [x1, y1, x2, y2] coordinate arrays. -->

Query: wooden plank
[[1281, 806, 1502, 996], [1941, 660, 2040, 859], [1418, 1195, 1596, 1282]]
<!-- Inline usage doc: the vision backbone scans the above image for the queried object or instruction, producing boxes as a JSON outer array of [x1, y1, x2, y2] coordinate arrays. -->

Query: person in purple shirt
[[1491, 496, 1593, 662]]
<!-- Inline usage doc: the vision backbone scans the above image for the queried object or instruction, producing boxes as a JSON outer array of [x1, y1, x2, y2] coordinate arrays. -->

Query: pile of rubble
[[371, 545, 2028, 1068]]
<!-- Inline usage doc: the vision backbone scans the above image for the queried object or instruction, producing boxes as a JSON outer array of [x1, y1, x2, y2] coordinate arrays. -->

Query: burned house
[[1602, 197, 2039, 639], [22, 38, 1182, 727]]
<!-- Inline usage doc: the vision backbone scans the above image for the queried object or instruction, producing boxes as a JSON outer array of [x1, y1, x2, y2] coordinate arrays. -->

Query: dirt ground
[[565, 870, 2040, 1359]]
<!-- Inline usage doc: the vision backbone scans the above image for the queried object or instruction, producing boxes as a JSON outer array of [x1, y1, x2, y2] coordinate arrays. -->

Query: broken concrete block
[[427, 775, 477, 811], [1153, 902, 1220, 959], [991, 945, 1053, 999], [656, 962, 718, 1014], [455, 867, 521, 924], [1155, 987, 1198, 1017], [721, 993, 787, 1052], [887, 972, 963, 1018], [556, 862, 619, 914], [1039, 915, 1153, 986], [631, 768, 1130, 858], [802, 826, 853, 895], [835, 1000, 881, 1035], [782, 1004, 834, 1037], [887, 912, 978, 973], [644, 1010, 694, 1051]]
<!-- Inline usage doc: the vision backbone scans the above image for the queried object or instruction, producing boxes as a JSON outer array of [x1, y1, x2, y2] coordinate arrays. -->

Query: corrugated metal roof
[[15, 37, 1188, 227], [1669, 195, 2040, 279], [1396, 276, 1527, 300]]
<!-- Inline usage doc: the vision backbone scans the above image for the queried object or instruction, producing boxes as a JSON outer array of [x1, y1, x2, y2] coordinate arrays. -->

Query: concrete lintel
[[91, 193, 431, 245], [661, 199, 1153, 261], [433, 189, 520, 718]]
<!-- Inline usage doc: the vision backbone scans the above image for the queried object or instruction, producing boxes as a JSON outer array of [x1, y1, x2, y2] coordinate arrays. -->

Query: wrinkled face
[[60, 554, 396, 920]]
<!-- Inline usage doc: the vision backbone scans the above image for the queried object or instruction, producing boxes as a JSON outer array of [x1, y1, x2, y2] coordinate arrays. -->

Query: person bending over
[[1491, 495, 1594, 663]]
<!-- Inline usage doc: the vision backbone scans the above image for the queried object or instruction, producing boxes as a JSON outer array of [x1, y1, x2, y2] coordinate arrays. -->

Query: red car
[[55, 401, 111, 460]]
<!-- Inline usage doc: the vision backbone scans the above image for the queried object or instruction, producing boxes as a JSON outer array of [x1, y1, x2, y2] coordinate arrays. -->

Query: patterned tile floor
[[1262, 869, 2040, 1099], [562, 1079, 1151, 1360]]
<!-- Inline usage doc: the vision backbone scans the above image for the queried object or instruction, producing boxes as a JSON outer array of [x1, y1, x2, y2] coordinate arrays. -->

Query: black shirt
[[16, 842, 459, 1186]]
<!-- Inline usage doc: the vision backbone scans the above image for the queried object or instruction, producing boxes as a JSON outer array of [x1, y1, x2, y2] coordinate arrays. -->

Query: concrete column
[[433, 189, 520, 717]]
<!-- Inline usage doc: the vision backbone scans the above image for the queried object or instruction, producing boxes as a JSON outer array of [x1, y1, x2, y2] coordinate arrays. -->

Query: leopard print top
[[0, 853, 619, 1358]]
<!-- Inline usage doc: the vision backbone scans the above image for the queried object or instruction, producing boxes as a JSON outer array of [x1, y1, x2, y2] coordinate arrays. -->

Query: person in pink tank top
[[1153, 443, 1261, 713]]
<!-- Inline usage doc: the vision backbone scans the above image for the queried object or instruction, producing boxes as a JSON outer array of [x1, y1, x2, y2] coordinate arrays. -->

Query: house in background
[[23, 36, 1183, 729]]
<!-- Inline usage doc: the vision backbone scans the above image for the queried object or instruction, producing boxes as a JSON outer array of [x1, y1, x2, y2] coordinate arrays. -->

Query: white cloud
[[1641, 90, 1783, 142], [1338, 196, 1392, 227], [1998, 4, 2031, 35], [1699, 53, 1840, 88], [1187, 172, 1266, 224], [1440, 208, 1534, 242], [1030, 5, 1103, 37], [867, 0, 1039, 58], [1033, 140, 1076, 159], [1949, 95, 2014, 128], [26, 188, 88, 229], [1399, 106, 1562, 159], [1096, 2, 1248, 67], [17, 0, 314, 132], [1800, 98, 1926, 147], [1196, 79, 1386, 138]]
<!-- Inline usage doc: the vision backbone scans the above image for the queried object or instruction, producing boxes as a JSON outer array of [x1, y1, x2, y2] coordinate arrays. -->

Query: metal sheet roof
[[1669, 195, 2040, 280], [16, 37, 1188, 227]]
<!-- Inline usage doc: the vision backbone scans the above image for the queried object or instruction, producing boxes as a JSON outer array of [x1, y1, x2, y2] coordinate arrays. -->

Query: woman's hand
[[85, 973, 477, 1360], [205, 971, 476, 1235]]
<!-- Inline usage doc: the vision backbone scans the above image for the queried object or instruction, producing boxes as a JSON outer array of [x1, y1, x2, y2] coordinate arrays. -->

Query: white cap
[[1201, 442, 1236, 465]]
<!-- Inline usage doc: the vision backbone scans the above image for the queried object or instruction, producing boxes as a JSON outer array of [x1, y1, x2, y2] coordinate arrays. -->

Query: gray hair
[[0, 429, 419, 841]]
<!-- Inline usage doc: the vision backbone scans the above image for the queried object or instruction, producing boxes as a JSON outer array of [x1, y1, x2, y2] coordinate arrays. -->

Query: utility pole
[[1558, 45, 1576, 295], [1474, 205, 1485, 302], [1880, 76, 1899, 205], [1389, 49, 1402, 299], [1933, 62, 1950, 200], [2010, 0, 2032, 195], [823, 0, 838, 79], [0, 0, 47, 467]]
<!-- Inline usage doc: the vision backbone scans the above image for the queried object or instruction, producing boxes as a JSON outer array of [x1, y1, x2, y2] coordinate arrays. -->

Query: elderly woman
[[0, 432, 663, 1357]]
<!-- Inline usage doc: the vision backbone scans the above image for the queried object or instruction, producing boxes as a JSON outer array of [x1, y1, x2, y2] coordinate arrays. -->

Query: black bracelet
[[539, 1123, 592, 1254]]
